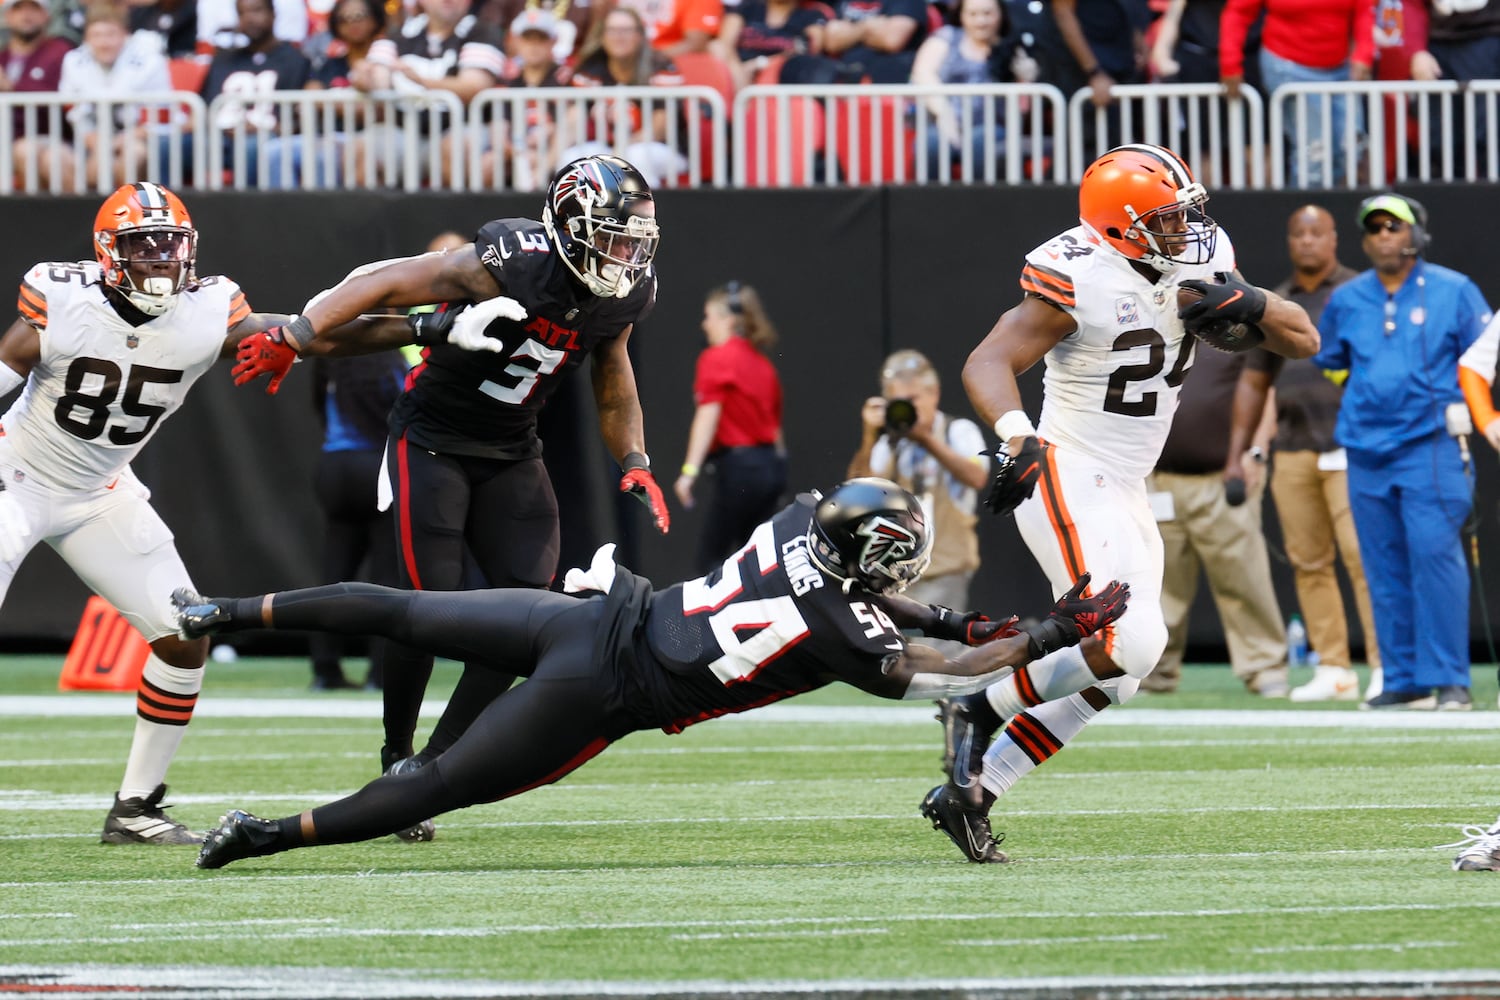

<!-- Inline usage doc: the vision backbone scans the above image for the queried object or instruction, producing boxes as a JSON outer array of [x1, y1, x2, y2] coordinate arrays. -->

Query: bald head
[[1287, 204, 1338, 279]]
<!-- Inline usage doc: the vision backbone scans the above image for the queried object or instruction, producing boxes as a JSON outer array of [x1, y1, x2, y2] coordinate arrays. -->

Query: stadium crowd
[[4, 0, 1492, 190]]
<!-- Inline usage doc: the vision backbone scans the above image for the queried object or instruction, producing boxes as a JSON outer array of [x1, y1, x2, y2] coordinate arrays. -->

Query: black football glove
[[1018, 573, 1131, 659], [983, 435, 1043, 517], [407, 301, 472, 346], [1177, 272, 1266, 332], [926, 605, 1021, 646]]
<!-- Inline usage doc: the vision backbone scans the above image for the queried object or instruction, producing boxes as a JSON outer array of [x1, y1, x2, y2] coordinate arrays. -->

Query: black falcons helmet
[[542, 154, 660, 299], [807, 478, 932, 594]]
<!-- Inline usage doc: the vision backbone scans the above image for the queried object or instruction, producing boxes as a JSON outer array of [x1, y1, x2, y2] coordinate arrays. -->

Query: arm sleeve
[[900, 664, 1014, 699]]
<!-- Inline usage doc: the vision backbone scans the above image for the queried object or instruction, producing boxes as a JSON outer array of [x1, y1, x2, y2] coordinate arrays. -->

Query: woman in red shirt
[[674, 281, 787, 573]]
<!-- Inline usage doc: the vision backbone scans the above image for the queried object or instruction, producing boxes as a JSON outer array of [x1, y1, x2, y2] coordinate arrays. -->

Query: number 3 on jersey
[[682, 522, 811, 685], [478, 338, 566, 405]]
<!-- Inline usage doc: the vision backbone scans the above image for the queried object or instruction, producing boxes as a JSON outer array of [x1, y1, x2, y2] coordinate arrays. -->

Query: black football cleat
[[196, 809, 282, 869], [384, 756, 436, 843], [920, 784, 1008, 863], [171, 588, 230, 639], [101, 784, 200, 845]]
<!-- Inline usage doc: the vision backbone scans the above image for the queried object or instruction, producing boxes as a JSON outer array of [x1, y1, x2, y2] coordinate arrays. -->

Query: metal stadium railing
[[467, 85, 728, 191], [1067, 82, 1266, 189], [8, 79, 1500, 194], [1267, 78, 1500, 188], [730, 82, 1067, 187], [0, 91, 206, 194]]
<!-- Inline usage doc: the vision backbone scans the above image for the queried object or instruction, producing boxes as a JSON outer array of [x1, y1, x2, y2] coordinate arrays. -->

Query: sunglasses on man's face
[[1363, 218, 1407, 235]]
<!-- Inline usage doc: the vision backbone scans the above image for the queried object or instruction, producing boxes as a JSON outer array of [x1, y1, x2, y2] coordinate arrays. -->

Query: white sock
[[980, 691, 1103, 799], [118, 654, 203, 800], [982, 646, 1096, 720]]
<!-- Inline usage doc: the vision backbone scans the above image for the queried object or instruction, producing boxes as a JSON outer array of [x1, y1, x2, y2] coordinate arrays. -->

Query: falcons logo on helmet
[[855, 516, 920, 569], [552, 160, 606, 214]]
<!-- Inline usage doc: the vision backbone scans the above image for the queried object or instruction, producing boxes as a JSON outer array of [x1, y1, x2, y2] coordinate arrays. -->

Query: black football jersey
[[637, 496, 910, 734], [388, 218, 657, 460]]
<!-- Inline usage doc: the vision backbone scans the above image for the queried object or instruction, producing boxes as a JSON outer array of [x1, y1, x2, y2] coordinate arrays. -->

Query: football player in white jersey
[[920, 144, 1321, 862], [0, 182, 418, 844]]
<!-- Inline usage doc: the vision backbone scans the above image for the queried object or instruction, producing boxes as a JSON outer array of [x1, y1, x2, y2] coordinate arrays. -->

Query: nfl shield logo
[[126, 333, 139, 349], [1152, 288, 1168, 308]]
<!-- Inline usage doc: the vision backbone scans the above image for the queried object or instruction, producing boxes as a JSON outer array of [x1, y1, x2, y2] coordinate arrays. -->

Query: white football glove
[[562, 543, 618, 595], [0, 485, 32, 563], [448, 295, 528, 353]]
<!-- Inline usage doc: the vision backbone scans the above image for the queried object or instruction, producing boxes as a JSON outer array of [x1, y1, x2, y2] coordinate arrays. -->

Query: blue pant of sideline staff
[[1347, 431, 1471, 693]]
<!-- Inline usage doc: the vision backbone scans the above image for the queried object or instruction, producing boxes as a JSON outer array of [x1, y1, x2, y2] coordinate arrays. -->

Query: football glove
[[983, 435, 1043, 516], [1019, 573, 1131, 659], [1177, 272, 1266, 331], [447, 294, 528, 353], [232, 322, 303, 395], [619, 452, 670, 534], [407, 301, 469, 346], [927, 605, 1021, 646], [0, 481, 31, 563]]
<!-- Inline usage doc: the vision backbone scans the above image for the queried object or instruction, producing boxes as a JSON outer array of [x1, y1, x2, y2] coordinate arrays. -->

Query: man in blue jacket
[[1314, 193, 1488, 710]]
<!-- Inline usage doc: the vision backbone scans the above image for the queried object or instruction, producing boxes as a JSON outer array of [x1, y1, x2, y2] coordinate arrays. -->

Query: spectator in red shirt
[[3, 0, 74, 192], [617, 0, 724, 56], [1219, 0, 1373, 188], [674, 281, 787, 574]]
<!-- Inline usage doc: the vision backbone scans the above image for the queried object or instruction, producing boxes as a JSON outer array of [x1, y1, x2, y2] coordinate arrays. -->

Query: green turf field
[[3, 654, 1500, 998]]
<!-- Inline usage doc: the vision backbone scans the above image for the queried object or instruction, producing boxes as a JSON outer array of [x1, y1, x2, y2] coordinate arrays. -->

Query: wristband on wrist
[[1087, 65, 1107, 80], [282, 314, 315, 354], [994, 410, 1037, 441], [681, 462, 699, 477], [622, 451, 650, 473]]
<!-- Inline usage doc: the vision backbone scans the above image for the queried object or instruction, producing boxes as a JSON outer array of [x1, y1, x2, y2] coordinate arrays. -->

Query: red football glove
[[619, 452, 670, 534], [233, 326, 299, 395], [927, 606, 1021, 645]]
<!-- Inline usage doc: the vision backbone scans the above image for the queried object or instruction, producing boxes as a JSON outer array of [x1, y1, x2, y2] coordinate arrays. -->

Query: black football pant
[[378, 438, 561, 763], [310, 448, 395, 686], [246, 584, 628, 846]]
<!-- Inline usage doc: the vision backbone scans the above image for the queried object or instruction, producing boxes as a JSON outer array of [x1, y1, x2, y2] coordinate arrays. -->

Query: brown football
[[1176, 285, 1206, 312]]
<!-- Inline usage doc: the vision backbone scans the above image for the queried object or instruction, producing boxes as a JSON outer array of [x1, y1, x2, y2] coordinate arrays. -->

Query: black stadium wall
[[2, 184, 1498, 659]]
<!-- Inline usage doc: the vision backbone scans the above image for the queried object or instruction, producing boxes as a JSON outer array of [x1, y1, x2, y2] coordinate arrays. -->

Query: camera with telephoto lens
[[884, 397, 917, 436]]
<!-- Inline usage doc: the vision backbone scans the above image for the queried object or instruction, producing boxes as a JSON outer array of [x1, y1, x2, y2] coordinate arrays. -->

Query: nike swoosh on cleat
[[1215, 290, 1244, 310]]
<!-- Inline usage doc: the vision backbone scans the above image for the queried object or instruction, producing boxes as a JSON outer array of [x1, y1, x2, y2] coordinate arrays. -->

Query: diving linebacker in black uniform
[[179, 478, 1129, 869]]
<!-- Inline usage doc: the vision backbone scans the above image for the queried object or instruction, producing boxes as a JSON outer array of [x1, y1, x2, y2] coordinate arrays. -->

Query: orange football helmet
[[93, 182, 198, 316], [1078, 144, 1216, 272]]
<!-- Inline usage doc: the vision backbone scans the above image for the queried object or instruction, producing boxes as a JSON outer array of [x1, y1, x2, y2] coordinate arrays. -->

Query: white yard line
[[14, 964, 1498, 1000], [3, 695, 1500, 729]]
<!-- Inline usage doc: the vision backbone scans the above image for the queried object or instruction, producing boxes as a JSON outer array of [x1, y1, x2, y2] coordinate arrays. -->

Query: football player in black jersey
[[231, 155, 671, 840], [176, 478, 1130, 870]]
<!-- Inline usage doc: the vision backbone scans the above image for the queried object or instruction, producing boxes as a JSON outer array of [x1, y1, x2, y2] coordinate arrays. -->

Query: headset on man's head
[[1358, 192, 1431, 257]]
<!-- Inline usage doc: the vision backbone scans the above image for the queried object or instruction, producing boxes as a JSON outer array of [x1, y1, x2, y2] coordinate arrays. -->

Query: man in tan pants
[[1270, 205, 1382, 702], [1143, 344, 1289, 696]]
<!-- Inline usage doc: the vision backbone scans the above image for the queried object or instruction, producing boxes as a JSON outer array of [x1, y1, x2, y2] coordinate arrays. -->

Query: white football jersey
[[4, 261, 250, 491], [1020, 223, 1238, 481]]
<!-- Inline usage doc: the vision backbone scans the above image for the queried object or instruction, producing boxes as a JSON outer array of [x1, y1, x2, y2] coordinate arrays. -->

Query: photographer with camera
[[847, 350, 989, 649]]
